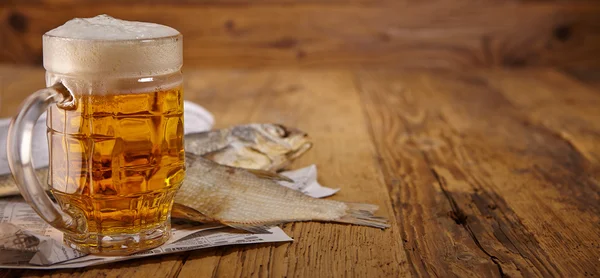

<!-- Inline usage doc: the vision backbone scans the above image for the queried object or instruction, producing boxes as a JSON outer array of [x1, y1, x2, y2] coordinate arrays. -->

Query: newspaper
[[0, 165, 338, 269], [279, 165, 339, 198]]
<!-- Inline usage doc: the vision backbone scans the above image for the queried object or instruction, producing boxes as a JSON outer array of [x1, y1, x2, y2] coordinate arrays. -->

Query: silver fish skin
[[174, 153, 389, 233], [0, 168, 48, 197], [185, 124, 312, 171]]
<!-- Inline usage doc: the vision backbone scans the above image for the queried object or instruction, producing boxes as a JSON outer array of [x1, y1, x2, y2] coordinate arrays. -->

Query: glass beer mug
[[6, 15, 185, 255]]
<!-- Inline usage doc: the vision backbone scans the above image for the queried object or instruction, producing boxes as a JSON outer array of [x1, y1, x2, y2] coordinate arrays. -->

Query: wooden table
[[1, 65, 599, 277]]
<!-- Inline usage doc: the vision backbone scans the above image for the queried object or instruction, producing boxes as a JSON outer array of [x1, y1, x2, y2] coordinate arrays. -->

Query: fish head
[[204, 124, 313, 171], [231, 124, 312, 169], [251, 124, 311, 154]]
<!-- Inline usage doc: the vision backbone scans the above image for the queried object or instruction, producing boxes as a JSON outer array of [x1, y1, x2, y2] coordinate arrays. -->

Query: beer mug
[[6, 15, 185, 255]]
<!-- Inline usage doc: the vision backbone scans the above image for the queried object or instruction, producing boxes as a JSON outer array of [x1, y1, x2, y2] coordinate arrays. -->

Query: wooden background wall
[[1, 1, 600, 70]]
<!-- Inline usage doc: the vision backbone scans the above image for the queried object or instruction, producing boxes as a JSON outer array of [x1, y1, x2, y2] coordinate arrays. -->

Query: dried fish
[[0, 168, 47, 197], [186, 124, 312, 171], [173, 153, 389, 233]]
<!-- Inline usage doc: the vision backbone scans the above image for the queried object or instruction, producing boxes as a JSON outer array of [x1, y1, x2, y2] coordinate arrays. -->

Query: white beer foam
[[45, 14, 179, 40], [43, 15, 182, 77]]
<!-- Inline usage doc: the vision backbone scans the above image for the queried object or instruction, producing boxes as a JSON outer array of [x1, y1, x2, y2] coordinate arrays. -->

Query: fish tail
[[336, 203, 390, 229]]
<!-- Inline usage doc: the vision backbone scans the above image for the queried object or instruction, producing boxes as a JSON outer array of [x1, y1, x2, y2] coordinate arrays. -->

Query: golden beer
[[7, 15, 185, 255], [48, 86, 184, 252]]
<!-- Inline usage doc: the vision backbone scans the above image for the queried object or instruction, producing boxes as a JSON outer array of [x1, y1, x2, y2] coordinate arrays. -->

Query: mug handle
[[6, 82, 83, 234]]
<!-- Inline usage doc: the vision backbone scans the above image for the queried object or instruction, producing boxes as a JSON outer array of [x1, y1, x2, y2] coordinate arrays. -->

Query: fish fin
[[336, 203, 390, 229], [223, 222, 274, 234], [171, 203, 218, 223], [245, 169, 294, 183]]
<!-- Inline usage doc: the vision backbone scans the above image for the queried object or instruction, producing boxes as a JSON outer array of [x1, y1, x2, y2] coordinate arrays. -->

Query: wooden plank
[[19, 254, 186, 278], [562, 70, 600, 90], [0, 269, 25, 278], [2, 65, 599, 277], [3, 0, 383, 4], [3, 0, 594, 4], [177, 69, 408, 277], [483, 70, 600, 164], [355, 69, 600, 277], [356, 71, 525, 277], [1, 2, 600, 69], [0, 65, 46, 118], [0, 66, 408, 277], [1, 259, 185, 277]]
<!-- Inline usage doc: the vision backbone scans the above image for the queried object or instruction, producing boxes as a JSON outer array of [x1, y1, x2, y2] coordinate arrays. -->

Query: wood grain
[[0, 66, 408, 277], [0, 65, 46, 118], [356, 69, 600, 276], [1, 65, 600, 277], [177, 69, 408, 277], [1, 2, 600, 69], [563, 70, 600, 90], [485, 70, 600, 164], [3, 0, 383, 4]]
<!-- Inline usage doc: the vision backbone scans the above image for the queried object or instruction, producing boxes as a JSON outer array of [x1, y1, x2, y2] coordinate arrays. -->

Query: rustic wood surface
[[2, 2, 600, 70], [0, 65, 599, 277]]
